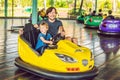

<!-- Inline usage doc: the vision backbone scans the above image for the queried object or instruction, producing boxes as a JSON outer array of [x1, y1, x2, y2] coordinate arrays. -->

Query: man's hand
[[19, 28, 23, 35], [61, 31, 65, 37], [33, 24, 39, 28]]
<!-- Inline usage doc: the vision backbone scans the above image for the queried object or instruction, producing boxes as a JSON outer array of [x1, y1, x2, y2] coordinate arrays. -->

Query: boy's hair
[[40, 21, 49, 29], [46, 7, 57, 15]]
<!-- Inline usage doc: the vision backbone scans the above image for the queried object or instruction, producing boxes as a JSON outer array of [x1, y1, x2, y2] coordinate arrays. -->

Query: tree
[[83, 0, 93, 11], [0, 0, 4, 7], [79, 0, 83, 13], [21, 0, 32, 7], [50, 0, 54, 7]]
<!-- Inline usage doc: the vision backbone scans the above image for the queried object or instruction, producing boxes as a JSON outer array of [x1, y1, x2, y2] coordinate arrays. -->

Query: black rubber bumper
[[97, 30, 120, 36], [77, 20, 84, 24], [85, 25, 99, 29], [15, 57, 99, 80]]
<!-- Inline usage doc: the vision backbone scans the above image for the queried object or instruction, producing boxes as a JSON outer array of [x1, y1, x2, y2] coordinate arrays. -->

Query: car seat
[[23, 23, 39, 48]]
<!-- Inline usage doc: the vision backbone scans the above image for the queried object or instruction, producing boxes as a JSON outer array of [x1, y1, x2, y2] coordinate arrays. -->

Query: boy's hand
[[49, 41, 53, 45]]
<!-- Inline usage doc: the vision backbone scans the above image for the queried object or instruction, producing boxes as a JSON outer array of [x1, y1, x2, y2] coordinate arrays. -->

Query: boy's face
[[40, 25, 48, 34], [47, 9, 56, 21]]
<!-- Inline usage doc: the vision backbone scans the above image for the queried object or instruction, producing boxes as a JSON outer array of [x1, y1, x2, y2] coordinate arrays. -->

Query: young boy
[[35, 21, 53, 54]]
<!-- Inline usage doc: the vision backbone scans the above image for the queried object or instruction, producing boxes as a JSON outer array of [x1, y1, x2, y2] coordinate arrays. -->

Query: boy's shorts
[[36, 46, 46, 55]]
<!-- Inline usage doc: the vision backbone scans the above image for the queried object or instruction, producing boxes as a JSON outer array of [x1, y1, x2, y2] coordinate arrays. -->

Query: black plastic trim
[[15, 57, 99, 80]]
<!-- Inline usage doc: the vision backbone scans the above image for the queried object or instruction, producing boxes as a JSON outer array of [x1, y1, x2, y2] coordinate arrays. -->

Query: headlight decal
[[55, 53, 77, 63]]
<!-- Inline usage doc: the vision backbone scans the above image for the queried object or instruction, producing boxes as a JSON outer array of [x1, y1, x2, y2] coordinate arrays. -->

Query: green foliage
[[104, 1, 112, 9], [55, 0, 68, 8], [1, 0, 120, 15], [0, 0, 4, 7], [98, 0, 112, 12], [117, 1, 120, 13], [68, 8, 85, 16], [83, 0, 92, 11], [23, 0, 32, 7], [49, 0, 54, 7]]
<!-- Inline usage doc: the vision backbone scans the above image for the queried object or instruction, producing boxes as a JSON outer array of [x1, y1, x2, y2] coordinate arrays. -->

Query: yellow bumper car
[[15, 35, 98, 80]]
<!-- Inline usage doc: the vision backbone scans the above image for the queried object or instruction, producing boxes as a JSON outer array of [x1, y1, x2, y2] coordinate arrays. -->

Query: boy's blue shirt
[[35, 33, 52, 50], [38, 18, 63, 37]]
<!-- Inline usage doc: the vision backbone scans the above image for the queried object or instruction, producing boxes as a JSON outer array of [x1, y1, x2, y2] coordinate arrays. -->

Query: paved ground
[[0, 19, 120, 80]]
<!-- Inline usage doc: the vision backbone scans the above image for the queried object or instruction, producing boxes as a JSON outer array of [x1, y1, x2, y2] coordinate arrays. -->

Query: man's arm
[[58, 26, 65, 36]]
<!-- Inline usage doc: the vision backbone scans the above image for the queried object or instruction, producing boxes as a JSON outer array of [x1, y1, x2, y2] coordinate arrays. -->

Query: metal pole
[[12, 0, 14, 17], [44, 0, 46, 10], [4, 0, 8, 17], [4, 19, 7, 53], [95, 0, 97, 11], [32, 0, 38, 24]]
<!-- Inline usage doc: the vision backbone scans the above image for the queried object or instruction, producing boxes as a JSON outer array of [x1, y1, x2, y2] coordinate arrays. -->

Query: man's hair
[[40, 21, 49, 29], [99, 9, 102, 12], [108, 10, 112, 14], [46, 7, 57, 15]]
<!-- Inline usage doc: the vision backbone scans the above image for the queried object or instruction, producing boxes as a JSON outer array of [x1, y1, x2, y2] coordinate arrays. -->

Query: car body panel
[[84, 15, 103, 28], [98, 19, 120, 35], [76, 15, 85, 23], [18, 36, 94, 72], [15, 35, 98, 79]]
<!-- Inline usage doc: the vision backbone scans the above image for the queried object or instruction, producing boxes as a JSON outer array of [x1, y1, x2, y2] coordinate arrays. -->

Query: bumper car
[[84, 15, 103, 28], [97, 19, 120, 35], [76, 15, 85, 23], [15, 34, 98, 80], [25, 6, 32, 13], [76, 10, 86, 23]]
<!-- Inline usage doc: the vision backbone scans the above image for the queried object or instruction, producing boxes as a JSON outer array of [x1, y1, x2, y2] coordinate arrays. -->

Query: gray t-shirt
[[44, 19, 63, 37]]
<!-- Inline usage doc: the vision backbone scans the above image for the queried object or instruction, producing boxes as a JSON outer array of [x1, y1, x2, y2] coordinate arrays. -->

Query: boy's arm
[[40, 37, 53, 44]]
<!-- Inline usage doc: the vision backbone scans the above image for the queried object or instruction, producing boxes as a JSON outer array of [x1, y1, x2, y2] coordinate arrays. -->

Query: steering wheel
[[47, 33, 65, 49], [52, 33, 65, 45]]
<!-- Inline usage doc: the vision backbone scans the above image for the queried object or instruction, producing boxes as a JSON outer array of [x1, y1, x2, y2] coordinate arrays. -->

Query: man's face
[[47, 9, 56, 21]]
